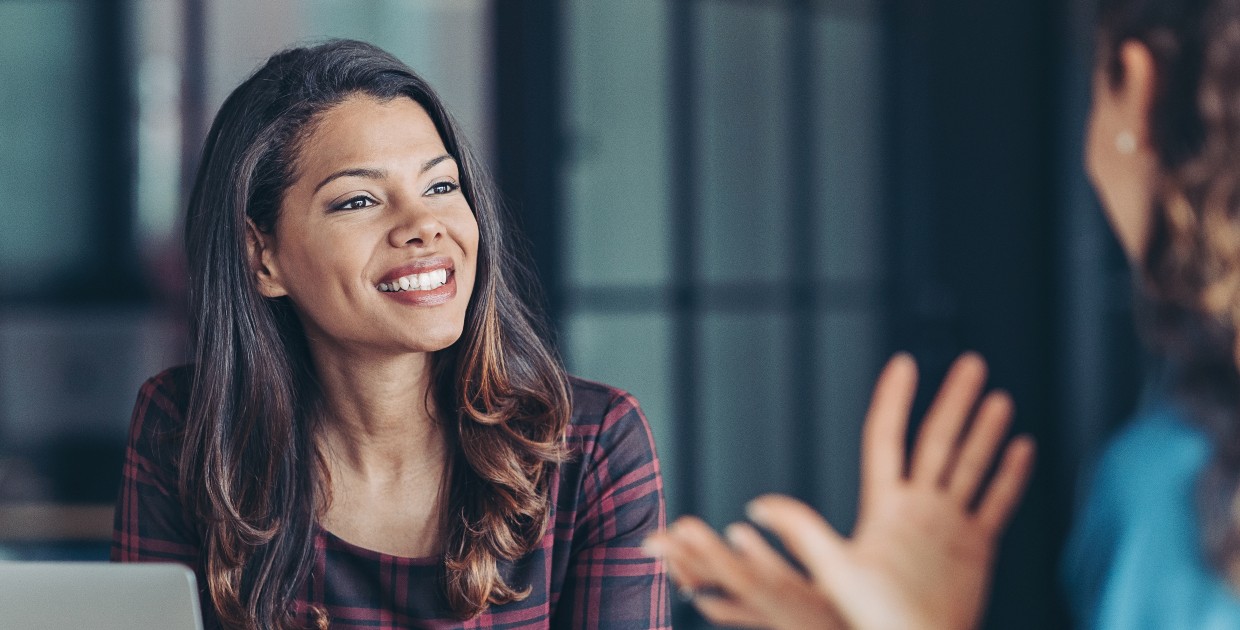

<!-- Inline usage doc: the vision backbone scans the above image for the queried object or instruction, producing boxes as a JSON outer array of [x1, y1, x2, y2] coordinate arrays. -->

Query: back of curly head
[[1099, 0, 1240, 588]]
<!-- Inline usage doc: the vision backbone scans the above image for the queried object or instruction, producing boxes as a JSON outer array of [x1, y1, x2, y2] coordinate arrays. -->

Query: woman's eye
[[334, 195, 376, 211], [427, 181, 459, 196]]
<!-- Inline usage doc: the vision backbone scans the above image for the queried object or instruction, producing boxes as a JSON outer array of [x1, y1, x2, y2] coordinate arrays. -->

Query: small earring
[[1115, 130, 1137, 155]]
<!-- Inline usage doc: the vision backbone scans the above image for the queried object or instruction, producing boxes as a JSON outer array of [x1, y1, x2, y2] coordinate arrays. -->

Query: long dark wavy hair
[[1098, 0, 1240, 586], [181, 39, 570, 629]]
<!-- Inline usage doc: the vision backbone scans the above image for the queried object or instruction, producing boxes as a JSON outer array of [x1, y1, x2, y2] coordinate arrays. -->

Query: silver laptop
[[0, 562, 204, 630]]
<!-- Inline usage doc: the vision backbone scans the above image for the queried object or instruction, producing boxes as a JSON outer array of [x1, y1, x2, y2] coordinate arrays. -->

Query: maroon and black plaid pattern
[[112, 366, 671, 629]]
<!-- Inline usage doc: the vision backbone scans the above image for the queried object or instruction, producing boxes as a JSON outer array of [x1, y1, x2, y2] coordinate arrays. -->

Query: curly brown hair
[[1099, 0, 1240, 586], [182, 40, 570, 628]]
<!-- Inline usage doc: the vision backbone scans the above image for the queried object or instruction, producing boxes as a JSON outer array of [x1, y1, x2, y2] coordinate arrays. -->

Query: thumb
[[746, 494, 848, 585]]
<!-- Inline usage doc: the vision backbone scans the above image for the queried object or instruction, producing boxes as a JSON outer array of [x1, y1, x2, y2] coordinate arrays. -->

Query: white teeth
[[378, 268, 450, 293]]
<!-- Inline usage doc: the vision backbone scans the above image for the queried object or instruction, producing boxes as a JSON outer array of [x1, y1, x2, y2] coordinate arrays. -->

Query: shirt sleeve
[[553, 391, 672, 630], [111, 370, 202, 569], [1061, 414, 1240, 629]]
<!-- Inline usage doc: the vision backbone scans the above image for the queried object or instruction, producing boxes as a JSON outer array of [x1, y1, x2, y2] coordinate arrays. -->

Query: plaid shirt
[[112, 366, 671, 629]]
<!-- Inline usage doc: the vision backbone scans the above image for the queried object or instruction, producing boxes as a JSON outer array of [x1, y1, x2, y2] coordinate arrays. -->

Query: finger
[[861, 353, 919, 496], [945, 390, 1014, 506], [975, 435, 1036, 533], [645, 521, 728, 595], [653, 535, 726, 600], [657, 521, 787, 629], [664, 517, 753, 595], [725, 522, 808, 582], [746, 494, 847, 586], [725, 523, 851, 630], [909, 352, 988, 485], [690, 594, 771, 628], [692, 568, 843, 630]]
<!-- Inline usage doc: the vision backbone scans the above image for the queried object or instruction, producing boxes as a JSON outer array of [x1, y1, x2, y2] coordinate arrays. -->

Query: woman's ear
[[246, 218, 288, 298], [1116, 40, 1158, 151]]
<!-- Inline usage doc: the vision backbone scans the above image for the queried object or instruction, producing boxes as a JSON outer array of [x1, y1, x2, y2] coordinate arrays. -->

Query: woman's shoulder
[[137, 364, 196, 406], [562, 375, 660, 469], [1065, 403, 1240, 628], [565, 376, 650, 434], [126, 364, 196, 457], [567, 375, 641, 416], [1094, 403, 1209, 497], [1066, 402, 1208, 560]]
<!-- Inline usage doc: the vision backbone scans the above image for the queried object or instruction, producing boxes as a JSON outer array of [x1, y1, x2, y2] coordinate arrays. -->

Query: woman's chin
[[393, 329, 465, 355]]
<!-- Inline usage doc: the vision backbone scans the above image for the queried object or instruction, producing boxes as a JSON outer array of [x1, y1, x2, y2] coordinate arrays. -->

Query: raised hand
[[645, 352, 1036, 630]]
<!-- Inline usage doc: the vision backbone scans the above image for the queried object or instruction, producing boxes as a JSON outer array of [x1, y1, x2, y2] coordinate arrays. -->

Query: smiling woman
[[248, 96, 479, 356], [111, 40, 669, 630]]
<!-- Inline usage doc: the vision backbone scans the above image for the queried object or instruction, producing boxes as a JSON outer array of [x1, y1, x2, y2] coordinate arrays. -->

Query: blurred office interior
[[0, 0, 1144, 628]]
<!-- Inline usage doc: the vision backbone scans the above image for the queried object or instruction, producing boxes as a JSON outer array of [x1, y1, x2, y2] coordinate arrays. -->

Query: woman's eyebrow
[[312, 155, 455, 194], [420, 154, 455, 173], [314, 167, 386, 194]]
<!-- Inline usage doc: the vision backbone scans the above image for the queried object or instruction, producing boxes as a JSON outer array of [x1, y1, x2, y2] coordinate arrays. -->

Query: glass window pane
[[204, 0, 492, 156], [0, 1, 98, 295], [813, 11, 885, 283], [813, 307, 884, 532], [696, 2, 792, 285], [305, 0, 493, 156], [132, 0, 185, 255], [563, 0, 672, 288], [698, 312, 795, 526]]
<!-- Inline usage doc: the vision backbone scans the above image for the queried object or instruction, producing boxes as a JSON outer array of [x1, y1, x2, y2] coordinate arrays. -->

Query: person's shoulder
[[1066, 403, 1240, 628], [1093, 403, 1208, 508], [1101, 404, 1208, 475], [138, 364, 195, 405], [557, 376, 664, 525], [567, 376, 646, 427], [129, 364, 196, 446], [564, 375, 657, 461]]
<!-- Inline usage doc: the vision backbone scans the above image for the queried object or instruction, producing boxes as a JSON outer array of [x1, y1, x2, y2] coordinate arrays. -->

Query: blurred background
[[0, 0, 1148, 628]]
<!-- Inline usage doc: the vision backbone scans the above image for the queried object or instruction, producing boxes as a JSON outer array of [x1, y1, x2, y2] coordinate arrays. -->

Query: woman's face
[[1084, 42, 1159, 263], [252, 94, 479, 356]]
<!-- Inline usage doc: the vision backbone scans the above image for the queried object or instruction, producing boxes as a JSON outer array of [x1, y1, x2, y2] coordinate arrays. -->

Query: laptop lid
[[0, 562, 204, 630]]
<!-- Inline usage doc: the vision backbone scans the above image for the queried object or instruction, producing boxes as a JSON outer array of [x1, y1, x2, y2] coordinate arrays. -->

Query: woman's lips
[[377, 267, 450, 292], [377, 256, 454, 286], [380, 270, 457, 306]]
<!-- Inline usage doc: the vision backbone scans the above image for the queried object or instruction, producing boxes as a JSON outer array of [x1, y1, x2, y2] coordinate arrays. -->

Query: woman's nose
[[389, 202, 445, 248]]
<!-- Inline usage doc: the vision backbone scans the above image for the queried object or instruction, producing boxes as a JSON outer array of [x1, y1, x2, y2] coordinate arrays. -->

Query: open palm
[[648, 353, 1035, 630]]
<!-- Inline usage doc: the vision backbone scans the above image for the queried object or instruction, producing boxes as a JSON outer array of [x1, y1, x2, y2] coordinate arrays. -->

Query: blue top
[[1063, 403, 1240, 629]]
